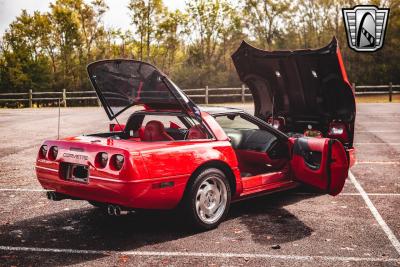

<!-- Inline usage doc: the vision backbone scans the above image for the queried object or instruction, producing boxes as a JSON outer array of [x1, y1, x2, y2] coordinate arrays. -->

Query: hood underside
[[231, 37, 356, 126]]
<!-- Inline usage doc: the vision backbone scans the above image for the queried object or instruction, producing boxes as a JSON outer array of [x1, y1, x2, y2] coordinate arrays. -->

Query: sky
[[0, 0, 186, 35]]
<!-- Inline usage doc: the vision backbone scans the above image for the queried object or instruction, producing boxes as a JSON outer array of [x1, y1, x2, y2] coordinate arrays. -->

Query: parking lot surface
[[0, 103, 399, 266]]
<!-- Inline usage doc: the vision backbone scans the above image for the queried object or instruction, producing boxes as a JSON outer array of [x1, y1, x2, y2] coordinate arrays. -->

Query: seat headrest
[[143, 120, 174, 141], [187, 125, 207, 140], [145, 120, 165, 133]]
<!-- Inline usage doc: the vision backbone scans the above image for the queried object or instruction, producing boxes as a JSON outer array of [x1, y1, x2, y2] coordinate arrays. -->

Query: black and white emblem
[[342, 5, 389, 52]]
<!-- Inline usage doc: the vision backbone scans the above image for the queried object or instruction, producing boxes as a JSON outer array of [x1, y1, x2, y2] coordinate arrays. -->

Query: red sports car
[[36, 38, 355, 230]]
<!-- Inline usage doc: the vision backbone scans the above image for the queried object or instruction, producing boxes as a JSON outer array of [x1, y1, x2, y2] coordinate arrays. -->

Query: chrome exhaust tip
[[114, 205, 121, 216], [107, 205, 115, 216], [106, 204, 127, 216], [46, 191, 55, 200], [46, 191, 66, 201]]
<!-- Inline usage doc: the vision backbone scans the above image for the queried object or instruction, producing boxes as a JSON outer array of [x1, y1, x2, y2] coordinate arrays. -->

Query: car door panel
[[290, 137, 348, 196]]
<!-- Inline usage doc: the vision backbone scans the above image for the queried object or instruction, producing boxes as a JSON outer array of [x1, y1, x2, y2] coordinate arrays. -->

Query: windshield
[[88, 60, 183, 119], [214, 114, 261, 130]]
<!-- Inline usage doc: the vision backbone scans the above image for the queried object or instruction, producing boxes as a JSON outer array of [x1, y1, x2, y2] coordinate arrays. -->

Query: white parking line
[[0, 188, 49, 192], [0, 245, 398, 262], [355, 143, 400, 145], [1, 188, 400, 198], [357, 130, 398, 133], [356, 161, 400, 165], [363, 193, 400, 196], [293, 192, 400, 196], [349, 171, 400, 255]]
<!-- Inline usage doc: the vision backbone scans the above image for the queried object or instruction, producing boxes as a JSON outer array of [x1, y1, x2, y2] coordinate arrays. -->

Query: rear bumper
[[36, 165, 188, 210]]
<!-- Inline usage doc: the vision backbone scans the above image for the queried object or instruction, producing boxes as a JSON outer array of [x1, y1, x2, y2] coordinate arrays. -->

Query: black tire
[[182, 168, 231, 230]]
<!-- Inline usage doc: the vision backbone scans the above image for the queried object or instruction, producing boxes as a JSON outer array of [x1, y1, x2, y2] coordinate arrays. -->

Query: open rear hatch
[[231, 37, 356, 147], [87, 59, 201, 121]]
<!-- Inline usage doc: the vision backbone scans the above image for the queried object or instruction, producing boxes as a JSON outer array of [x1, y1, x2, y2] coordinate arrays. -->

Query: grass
[[355, 94, 400, 103], [1, 95, 399, 109]]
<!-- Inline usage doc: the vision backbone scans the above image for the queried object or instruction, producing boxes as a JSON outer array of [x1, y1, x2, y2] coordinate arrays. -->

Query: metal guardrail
[[0, 83, 399, 107]]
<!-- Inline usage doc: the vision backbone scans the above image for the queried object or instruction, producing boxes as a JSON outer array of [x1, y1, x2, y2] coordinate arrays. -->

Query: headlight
[[96, 152, 108, 168], [49, 146, 58, 160], [40, 145, 48, 158], [111, 154, 124, 170]]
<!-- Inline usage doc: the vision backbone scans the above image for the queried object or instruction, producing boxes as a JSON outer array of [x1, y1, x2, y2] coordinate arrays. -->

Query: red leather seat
[[142, 120, 174, 141], [138, 126, 145, 140], [186, 125, 207, 140]]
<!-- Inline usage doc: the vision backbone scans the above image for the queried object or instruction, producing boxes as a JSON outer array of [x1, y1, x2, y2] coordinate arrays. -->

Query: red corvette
[[36, 38, 355, 229]]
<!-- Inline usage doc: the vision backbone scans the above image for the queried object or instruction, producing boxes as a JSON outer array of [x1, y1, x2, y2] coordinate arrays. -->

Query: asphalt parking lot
[[0, 103, 399, 266]]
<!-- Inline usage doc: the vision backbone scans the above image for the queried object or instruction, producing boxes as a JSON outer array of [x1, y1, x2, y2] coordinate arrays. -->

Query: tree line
[[0, 0, 399, 94]]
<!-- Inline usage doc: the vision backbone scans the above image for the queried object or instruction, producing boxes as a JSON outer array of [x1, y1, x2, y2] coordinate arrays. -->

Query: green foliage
[[243, 0, 291, 49], [0, 0, 399, 94]]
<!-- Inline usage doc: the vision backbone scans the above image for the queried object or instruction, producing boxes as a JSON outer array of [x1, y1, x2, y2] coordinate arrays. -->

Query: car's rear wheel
[[184, 168, 231, 230]]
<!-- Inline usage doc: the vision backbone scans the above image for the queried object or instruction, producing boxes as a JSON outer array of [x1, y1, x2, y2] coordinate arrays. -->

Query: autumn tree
[[128, 0, 164, 61], [1, 0, 400, 97], [0, 10, 52, 92], [243, 0, 291, 49], [155, 10, 187, 72], [178, 0, 243, 86]]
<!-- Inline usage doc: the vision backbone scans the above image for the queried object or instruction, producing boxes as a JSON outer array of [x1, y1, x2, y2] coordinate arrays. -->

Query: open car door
[[290, 137, 348, 196]]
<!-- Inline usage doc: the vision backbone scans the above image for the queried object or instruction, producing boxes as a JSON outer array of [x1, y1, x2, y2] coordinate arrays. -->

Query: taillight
[[328, 122, 349, 143], [40, 145, 48, 158], [329, 127, 344, 135], [96, 152, 108, 168], [49, 146, 58, 160], [111, 154, 124, 170]]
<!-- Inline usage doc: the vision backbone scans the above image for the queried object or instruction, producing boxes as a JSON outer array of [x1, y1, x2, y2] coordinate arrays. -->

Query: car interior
[[212, 113, 289, 177], [91, 112, 209, 141]]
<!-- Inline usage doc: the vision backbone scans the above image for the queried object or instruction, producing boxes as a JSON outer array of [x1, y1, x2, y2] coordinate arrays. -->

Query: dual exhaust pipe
[[46, 191, 66, 201], [107, 204, 121, 216], [107, 204, 129, 216], [46, 191, 128, 216]]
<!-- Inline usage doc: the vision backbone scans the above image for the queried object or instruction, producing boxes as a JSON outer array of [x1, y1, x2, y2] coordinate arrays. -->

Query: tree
[[128, 0, 164, 61], [179, 0, 243, 86], [243, 0, 291, 49], [0, 10, 52, 93], [1, 0, 400, 97], [155, 9, 187, 71]]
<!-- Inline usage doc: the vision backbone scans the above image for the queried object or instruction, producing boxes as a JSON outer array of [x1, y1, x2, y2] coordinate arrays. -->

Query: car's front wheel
[[184, 168, 231, 230]]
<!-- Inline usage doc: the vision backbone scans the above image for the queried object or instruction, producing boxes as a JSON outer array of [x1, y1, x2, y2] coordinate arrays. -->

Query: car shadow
[[0, 187, 321, 266], [231, 187, 317, 245]]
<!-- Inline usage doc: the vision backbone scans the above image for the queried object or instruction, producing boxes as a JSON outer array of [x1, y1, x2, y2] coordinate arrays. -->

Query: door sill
[[235, 180, 298, 202], [239, 169, 293, 196]]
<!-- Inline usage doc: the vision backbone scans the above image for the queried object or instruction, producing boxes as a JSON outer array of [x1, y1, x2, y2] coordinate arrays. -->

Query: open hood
[[231, 37, 355, 128], [87, 59, 201, 121]]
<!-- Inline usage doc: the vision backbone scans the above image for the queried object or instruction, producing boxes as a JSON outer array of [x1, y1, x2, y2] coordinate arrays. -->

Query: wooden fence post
[[241, 84, 245, 103], [205, 85, 209, 105], [389, 82, 393, 102], [352, 83, 356, 93], [28, 89, 32, 108], [62, 89, 67, 107]]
